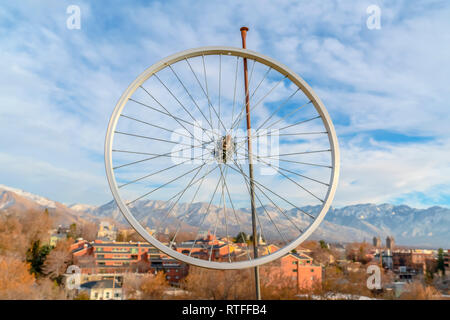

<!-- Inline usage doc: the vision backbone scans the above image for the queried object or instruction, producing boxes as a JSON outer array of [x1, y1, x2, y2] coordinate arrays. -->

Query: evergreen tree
[[235, 232, 247, 243], [26, 240, 52, 277], [437, 248, 445, 276]]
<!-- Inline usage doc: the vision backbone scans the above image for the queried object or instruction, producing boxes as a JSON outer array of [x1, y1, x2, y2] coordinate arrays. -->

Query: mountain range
[[0, 184, 448, 248]]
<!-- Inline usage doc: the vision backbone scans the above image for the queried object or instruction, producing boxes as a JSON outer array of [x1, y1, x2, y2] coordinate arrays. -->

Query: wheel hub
[[213, 134, 236, 164]]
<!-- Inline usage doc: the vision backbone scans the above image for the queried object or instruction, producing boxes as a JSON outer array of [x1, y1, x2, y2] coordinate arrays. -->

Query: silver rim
[[104, 46, 340, 269]]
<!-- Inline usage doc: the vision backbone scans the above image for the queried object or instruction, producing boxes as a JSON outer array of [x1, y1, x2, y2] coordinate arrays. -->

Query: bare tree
[[181, 267, 254, 299], [123, 272, 170, 300], [79, 222, 98, 241], [42, 239, 73, 280], [399, 281, 442, 300]]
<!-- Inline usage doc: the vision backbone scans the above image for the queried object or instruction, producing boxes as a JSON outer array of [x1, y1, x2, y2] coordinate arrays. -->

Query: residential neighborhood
[[49, 222, 448, 300]]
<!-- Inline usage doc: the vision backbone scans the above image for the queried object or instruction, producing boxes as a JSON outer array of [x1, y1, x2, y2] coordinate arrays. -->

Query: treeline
[[0, 209, 95, 299]]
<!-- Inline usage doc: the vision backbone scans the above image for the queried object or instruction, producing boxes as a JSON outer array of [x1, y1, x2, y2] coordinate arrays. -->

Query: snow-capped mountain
[[0, 184, 96, 225], [1, 184, 448, 248], [324, 204, 450, 248], [0, 184, 56, 209], [68, 203, 98, 214]]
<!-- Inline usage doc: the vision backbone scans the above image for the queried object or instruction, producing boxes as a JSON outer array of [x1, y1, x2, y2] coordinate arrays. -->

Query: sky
[[0, 0, 449, 209]]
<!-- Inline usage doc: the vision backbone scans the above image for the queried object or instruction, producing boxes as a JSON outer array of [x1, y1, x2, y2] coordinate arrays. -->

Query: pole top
[[240, 26, 249, 32]]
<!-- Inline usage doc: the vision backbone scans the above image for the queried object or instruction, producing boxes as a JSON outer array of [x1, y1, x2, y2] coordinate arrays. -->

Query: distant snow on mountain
[[0, 184, 56, 208], [324, 204, 450, 248], [68, 203, 97, 214], [1, 184, 448, 248], [0, 184, 96, 225]]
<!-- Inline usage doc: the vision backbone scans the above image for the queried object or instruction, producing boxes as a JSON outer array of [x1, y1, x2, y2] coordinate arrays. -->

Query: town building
[[97, 221, 117, 241], [70, 239, 189, 285], [386, 236, 395, 250], [262, 251, 322, 291], [79, 279, 122, 300], [391, 249, 436, 281], [373, 237, 381, 248], [48, 225, 70, 247], [373, 249, 393, 269]]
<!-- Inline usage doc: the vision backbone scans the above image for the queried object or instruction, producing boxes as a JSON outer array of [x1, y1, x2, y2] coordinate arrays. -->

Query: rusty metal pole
[[240, 26, 261, 300]]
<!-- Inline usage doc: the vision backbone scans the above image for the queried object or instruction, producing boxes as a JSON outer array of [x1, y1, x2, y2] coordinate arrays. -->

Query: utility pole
[[240, 26, 261, 300]]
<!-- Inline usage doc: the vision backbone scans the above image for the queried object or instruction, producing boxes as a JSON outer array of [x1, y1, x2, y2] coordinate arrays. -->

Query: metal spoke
[[237, 150, 330, 186], [139, 85, 195, 139], [218, 54, 221, 133], [168, 64, 214, 131], [160, 164, 220, 235], [112, 149, 208, 161], [188, 170, 224, 257], [118, 158, 192, 188], [230, 63, 269, 132], [232, 160, 287, 247], [226, 160, 315, 220], [278, 115, 321, 131], [231, 74, 287, 131], [153, 73, 215, 142], [230, 56, 239, 127], [129, 97, 216, 137], [114, 130, 197, 147], [126, 163, 205, 205], [236, 151, 332, 168], [168, 163, 216, 249], [230, 162, 303, 233], [154, 163, 207, 234], [218, 165, 231, 262], [271, 158, 332, 169], [255, 88, 300, 132], [247, 155, 326, 203], [249, 149, 332, 158], [112, 138, 212, 170], [260, 100, 312, 133], [220, 164, 252, 261], [185, 58, 227, 133], [120, 114, 195, 141], [202, 55, 213, 129], [253, 132, 328, 137], [252, 155, 330, 186]]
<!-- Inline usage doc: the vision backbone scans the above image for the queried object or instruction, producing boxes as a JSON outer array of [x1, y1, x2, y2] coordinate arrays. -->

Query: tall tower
[[386, 236, 395, 250], [373, 236, 381, 247]]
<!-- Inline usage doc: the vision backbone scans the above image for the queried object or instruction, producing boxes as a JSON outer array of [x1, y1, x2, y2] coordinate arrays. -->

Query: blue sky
[[0, 0, 449, 208]]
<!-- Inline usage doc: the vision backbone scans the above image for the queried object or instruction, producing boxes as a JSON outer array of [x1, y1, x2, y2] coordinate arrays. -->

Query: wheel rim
[[105, 46, 340, 269]]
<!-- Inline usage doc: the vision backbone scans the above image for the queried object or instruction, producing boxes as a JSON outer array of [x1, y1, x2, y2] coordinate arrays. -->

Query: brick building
[[71, 239, 188, 284], [392, 249, 435, 273], [263, 252, 322, 290]]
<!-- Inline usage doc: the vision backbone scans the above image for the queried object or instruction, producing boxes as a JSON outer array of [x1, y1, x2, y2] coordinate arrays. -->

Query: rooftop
[[80, 279, 122, 290]]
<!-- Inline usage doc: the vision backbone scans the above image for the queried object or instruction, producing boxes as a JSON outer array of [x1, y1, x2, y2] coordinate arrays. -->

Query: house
[[79, 279, 122, 300]]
